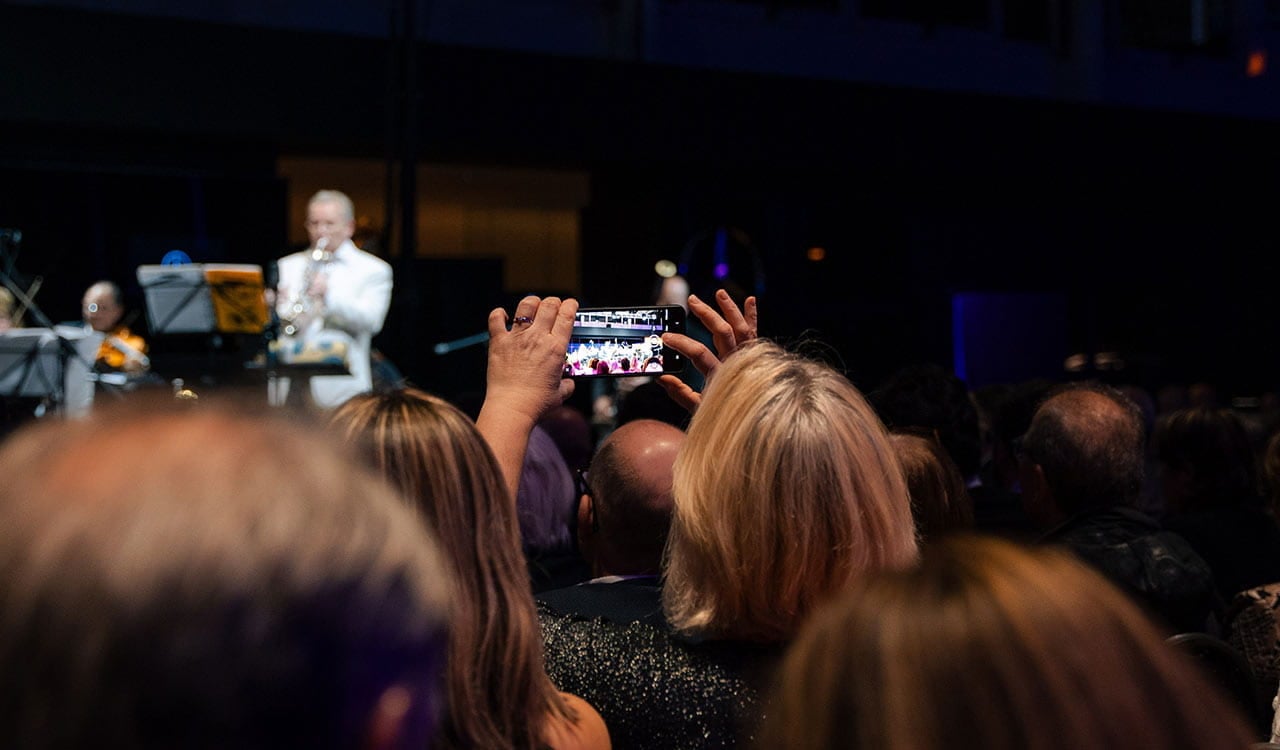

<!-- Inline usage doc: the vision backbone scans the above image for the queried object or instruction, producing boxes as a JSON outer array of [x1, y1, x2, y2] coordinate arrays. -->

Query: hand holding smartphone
[[564, 305, 687, 378]]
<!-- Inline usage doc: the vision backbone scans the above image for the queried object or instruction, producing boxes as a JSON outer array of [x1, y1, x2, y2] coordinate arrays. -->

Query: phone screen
[[564, 305, 687, 378]]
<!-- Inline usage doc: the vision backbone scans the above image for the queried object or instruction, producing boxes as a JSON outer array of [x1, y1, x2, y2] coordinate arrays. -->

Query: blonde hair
[[329, 388, 572, 749], [0, 399, 452, 748], [663, 339, 918, 642], [760, 534, 1258, 750]]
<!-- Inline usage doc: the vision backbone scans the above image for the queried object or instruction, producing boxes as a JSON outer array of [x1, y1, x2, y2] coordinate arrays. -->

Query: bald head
[[582, 419, 685, 576], [82, 280, 124, 332], [1022, 383, 1146, 518]]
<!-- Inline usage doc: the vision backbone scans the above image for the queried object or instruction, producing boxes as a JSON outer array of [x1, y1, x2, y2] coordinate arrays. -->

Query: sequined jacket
[[538, 603, 782, 750]]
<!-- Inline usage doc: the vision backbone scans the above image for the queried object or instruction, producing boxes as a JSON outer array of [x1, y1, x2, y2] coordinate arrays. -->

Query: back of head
[[615, 380, 693, 431], [0, 400, 451, 750], [1023, 382, 1146, 515], [760, 534, 1257, 750], [1153, 406, 1259, 514], [328, 388, 564, 749], [870, 363, 983, 480], [664, 339, 918, 642], [1263, 431, 1280, 516], [515, 425, 578, 556], [889, 430, 974, 542], [587, 418, 684, 576], [538, 405, 594, 473]]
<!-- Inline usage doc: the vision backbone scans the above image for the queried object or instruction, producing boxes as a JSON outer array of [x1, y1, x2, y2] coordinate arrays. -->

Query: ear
[[1020, 463, 1059, 528], [363, 684, 413, 750], [576, 493, 596, 548]]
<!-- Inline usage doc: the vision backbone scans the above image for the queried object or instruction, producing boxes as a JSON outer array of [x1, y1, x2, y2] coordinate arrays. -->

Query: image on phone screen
[[564, 305, 687, 378]]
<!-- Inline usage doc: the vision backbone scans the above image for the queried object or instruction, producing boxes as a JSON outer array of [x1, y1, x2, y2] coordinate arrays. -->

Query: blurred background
[[2, 0, 1278, 405]]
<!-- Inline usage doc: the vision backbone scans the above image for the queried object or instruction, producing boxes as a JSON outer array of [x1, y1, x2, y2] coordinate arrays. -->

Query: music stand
[[0, 326, 101, 417], [137, 263, 269, 335]]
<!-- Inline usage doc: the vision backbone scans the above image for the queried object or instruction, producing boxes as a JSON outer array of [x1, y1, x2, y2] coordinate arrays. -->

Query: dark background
[[2, 2, 1277, 404]]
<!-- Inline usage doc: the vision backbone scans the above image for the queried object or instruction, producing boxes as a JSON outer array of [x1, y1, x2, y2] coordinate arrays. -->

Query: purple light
[[714, 262, 729, 279]]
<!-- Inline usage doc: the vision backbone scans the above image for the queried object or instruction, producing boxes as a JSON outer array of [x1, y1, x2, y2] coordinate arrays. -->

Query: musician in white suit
[[273, 190, 392, 409]]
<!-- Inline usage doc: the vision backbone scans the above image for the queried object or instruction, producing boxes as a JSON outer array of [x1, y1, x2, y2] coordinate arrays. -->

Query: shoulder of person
[[349, 245, 393, 273], [541, 692, 611, 750]]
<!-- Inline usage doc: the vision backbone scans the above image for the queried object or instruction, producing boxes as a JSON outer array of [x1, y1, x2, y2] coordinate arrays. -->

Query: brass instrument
[[280, 237, 333, 337]]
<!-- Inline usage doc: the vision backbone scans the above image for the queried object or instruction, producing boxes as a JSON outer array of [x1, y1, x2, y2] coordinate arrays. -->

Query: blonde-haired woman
[[760, 534, 1259, 750], [661, 337, 919, 643], [539, 291, 919, 749], [330, 387, 609, 750]]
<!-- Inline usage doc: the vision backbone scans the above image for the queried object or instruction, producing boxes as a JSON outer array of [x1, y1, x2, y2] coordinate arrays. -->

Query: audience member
[[614, 379, 692, 431], [757, 535, 1258, 750], [541, 318, 919, 748], [1019, 381, 1220, 633], [1154, 407, 1280, 603], [537, 418, 684, 627], [1263, 430, 1280, 520], [888, 428, 973, 542], [976, 377, 1055, 539], [1117, 382, 1165, 519], [518, 424, 591, 593], [539, 403, 595, 473], [329, 388, 609, 750], [0, 401, 452, 749], [870, 364, 1025, 540]]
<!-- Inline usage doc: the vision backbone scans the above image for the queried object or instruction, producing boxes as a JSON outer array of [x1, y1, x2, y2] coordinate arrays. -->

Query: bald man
[[82, 280, 149, 375], [536, 419, 685, 627], [1020, 382, 1219, 633]]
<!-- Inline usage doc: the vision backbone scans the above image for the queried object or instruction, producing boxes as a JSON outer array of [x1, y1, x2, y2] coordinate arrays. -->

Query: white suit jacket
[[275, 240, 392, 408]]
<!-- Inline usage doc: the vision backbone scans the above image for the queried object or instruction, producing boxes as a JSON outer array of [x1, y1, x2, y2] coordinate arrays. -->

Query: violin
[[96, 325, 150, 374]]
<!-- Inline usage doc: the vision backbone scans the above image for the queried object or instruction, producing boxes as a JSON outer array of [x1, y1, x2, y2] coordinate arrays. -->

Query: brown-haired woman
[[330, 387, 609, 750], [759, 534, 1259, 750], [888, 428, 974, 542]]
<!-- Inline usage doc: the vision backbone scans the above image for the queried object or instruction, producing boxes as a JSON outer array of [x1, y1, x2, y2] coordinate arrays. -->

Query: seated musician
[[82, 280, 149, 375], [0, 287, 17, 332]]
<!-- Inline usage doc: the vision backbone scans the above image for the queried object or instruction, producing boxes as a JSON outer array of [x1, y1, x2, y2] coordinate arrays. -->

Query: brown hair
[[889, 429, 974, 541], [663, 339, 918, 642], [0, 399, 452, 749], [760, 534, 1257, 750], [329, 388, 571, 749], [1154, 406, 1260, 513]]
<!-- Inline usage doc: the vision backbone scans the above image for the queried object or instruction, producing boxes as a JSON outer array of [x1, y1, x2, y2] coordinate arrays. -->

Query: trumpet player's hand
[[307, 272, 328, 299]]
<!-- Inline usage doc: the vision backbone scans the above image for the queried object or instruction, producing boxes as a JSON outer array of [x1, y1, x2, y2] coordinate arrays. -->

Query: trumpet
[[280, 237, 334, 337]]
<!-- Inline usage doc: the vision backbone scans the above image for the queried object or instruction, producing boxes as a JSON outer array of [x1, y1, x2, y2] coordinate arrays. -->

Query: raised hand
[[476, 295, 578, 500], [658, 289, 758, 413]]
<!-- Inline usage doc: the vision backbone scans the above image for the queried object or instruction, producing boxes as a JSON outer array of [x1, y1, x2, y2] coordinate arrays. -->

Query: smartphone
[[564, 305, 687, 378]]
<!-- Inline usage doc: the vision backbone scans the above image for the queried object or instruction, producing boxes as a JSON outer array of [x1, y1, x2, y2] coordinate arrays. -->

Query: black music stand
[[0, 229, 109, 420], [137, 264, 268, 336], [0, 327, 100, 417], [137, 264, 272, 394]]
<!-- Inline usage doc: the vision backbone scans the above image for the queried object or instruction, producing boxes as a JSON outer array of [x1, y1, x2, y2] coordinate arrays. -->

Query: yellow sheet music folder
[[204, 264, 268, 334]]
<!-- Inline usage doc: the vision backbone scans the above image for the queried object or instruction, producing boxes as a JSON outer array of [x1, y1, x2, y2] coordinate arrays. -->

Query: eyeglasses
[[575, 468, 600, 533], [575, 468, 593, 500]]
